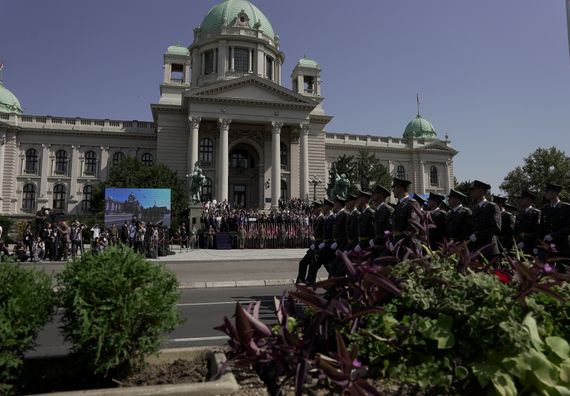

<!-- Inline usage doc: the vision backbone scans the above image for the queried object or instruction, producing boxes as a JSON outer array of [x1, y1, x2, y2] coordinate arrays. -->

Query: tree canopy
[[327, 150, 391, 195], [500, 147, 570, 201]]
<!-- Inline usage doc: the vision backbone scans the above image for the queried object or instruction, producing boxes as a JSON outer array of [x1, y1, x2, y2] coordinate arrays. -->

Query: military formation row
[[296, 178, 570, 284]]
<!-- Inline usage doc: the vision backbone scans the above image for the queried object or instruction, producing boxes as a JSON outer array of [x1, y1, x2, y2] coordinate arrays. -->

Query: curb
[[179, 277, 325, 289]]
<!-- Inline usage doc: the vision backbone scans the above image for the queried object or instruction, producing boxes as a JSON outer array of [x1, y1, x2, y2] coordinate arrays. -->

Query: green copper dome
[[403, 115, 437, 139], [0, 82, 23, 114], [297, 55, 319, 69], [166, 44, 190, 56], [200, 0, 275, 39]]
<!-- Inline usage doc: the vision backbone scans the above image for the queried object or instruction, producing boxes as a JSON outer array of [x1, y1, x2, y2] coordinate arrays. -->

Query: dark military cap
[[471, 180, 491, 191], [357, 189, 372, 198], [311, 201, 323, 209], [392, 177, 412, 188], [448, 189, 467, 200], [440, 201, 450, 211], [492, 195, 507, 205], [505, 202, 518, 212], [545, 183, 563, 193], [347, 193, 359, 201], [520, 190, 537, 200], [371, 184, 390, 197], [334, 194, 347, 204], [428, 192, 446, 203], [414, 194, 426, 206], [323, 198, 335, 207]]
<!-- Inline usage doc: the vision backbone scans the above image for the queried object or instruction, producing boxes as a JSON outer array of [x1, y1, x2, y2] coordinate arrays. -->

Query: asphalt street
[[27, 285, 293, 358]]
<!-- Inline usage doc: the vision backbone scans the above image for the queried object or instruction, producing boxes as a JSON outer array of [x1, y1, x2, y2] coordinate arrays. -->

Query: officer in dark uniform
[[328, 195, 350, 277], [445, 189, 472, 242], [539, 183, 570, 269], [469, 180, 502, 260], [296, 201, 323, 284], [354, 190, 375, 253], [414, 194, 427, 212], [345, 193, 360, 253], [391, 178, 421, 257], [369, 185, 394, 256], [492, 195, 516, 254], [427, 192, 447, 251], [307, 199, 335, 283], [514, 190, 540, 256]]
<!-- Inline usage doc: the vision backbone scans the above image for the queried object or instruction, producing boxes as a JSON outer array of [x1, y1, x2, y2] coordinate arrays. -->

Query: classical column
[[299, 123, 310, 202], [100, 146, 109, 181], [188, 117, 201, 174], [218, 118, 231, 202], [271, 121, 283, 208]]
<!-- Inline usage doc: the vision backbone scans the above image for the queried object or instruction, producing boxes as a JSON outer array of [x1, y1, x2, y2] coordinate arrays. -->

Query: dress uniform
[[331, 195, 348, 252], [445, 189, 472, 242], [514, 190, 540, 255], [492, 195, 516, 254], [468, 180, 502, 259], [345, 193, 360, 252], [391, 178, 421, 256], [307, 199, 336, 283], [369, 185, 394, 255], [355, 190, 375, 252], [296, 202, 323, 284], [427, 192, 447, 251], [540, 183, 570, 264]]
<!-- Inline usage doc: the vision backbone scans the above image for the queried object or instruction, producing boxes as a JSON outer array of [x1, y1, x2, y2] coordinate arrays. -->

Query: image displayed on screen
[[104, 188, 171, 228]]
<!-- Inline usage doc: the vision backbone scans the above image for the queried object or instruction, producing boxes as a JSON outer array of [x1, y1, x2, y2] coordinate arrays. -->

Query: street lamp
[[309, 175, 323, 201]]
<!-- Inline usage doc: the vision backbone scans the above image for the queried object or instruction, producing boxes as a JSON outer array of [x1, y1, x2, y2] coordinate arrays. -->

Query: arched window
[[280, 142, 288, 167], [22, 183, 36, 211], [199, 138, 213, 166], [230, 149, 253, 169], [25, 148, 39, 174], [82, 185, 92, 212], [141, 153, 153, 166], [396, 165, 406, 179], [55, 150, 68, 174], [53, 184, 66, 210], [202, 177, 212, 202], [281, 180, 288, 201], [112, 151, 125, 166], [84, 151, 97, 175], [430, 166, 439, 187]]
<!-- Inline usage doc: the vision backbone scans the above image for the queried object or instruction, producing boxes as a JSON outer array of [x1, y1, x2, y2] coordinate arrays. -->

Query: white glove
[[469, 234, 477, 243], [369, 239, 375, 247], [545, 234, 553, 242], [310, 244, 315, 250], [318, 242, 325, 249], [331, 242, 338, 250], [517, 242, 525, 250], [354, 244, 362, 253]]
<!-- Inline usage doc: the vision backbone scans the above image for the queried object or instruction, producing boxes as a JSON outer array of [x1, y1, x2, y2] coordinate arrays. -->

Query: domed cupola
[[0, 80, 23, 114], [189, 0, 284, 87], [403, 115, 437, 139]]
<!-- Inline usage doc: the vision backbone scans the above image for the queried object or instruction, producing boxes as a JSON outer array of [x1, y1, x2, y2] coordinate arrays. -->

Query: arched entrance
[[229, 143, 260, 208]]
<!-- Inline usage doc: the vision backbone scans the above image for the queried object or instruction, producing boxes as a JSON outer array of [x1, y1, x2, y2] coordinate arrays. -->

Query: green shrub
[[0, 259, 54, 394], [57, 245, 182, 378]]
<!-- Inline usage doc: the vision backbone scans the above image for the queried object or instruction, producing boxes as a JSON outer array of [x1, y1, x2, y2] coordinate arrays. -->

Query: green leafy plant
[[0, 259, 54, 394], [57, 245, 182, 379]]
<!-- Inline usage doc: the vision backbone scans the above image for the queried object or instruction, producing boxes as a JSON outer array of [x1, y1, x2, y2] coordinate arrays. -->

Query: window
[[266, 56, 273, 80], [202, 177, 212, 202], [112, 151, 125, 166], [171, 63, 184, 83], [396, 165, 406, 179], [82, 185, 92, 212], [234, 47, 249, 72], [22, 183, 36, 211], [53, 184, 66, 210], [25, 148, 38, 174], [141, 153, 153, 166], [230, 149, 253, 169], [280, 142, 288, 167], [430, 166, 439, 187], [281, 180, 288, 201], [84, 151, 97, 175], [199, 138, 213, 166], [55, 150, 68, 175], [304, 76, 315, 94], [204, 50, 216, 75]]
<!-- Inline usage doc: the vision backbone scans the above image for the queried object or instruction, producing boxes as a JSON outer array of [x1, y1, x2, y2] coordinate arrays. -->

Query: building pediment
[[184, 75, 318, 110], [421, 140, 458, 154]]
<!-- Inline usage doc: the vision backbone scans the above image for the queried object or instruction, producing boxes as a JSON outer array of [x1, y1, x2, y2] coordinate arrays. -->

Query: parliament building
[[0, 0, 458, 216]]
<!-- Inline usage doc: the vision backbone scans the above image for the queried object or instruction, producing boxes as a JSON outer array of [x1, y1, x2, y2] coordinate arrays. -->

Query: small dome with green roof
[[403, 114, 437, 139], [296, 55, 319, 69], [0, 81, 23, 114], [200, 0, 275, 39], [166, 43, 190, 56]]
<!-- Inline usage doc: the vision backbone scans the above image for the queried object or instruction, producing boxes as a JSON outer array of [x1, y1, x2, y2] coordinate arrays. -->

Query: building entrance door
[[233, 184, 247, 208]]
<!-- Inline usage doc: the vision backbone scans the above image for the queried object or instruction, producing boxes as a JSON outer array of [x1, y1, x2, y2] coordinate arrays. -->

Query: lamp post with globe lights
[[309, 175, 323, 201]]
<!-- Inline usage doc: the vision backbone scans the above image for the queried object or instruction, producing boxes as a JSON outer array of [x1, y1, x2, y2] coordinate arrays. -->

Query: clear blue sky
[[1, 0, 569, 193]]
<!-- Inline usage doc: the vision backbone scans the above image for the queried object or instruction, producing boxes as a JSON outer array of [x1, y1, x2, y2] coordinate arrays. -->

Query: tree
[[328, 150, 391, 195], [454, 179, 472, 199], [500, 147, 570, 201], [90, 157, 187, 219]]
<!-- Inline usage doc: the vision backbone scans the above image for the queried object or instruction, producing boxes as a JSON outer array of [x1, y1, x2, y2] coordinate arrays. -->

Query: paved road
[[28, 286, 293, 358]]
